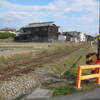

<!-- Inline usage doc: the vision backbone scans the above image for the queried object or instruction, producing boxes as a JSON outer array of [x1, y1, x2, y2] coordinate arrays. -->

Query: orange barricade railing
[[76, 65, 100, 88]]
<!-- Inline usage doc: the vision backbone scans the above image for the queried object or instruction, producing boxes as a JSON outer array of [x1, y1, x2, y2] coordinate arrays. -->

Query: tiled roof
[[23, 22, 56, 28]]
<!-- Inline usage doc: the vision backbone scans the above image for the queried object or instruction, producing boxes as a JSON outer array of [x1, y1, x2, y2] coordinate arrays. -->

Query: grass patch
[[0, 52, 33, 65], [49, 43, 97, 96], [50, 44, 91, 77], [38, 42, 79, 56], [0, 37, 14, 42], [0, 42, 79, 67], [82, 82, 96, 90], [51, 85, 77, 96], [51, 82, 96, 97]]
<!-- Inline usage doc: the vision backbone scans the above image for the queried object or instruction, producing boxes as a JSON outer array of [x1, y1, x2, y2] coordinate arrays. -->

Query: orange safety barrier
[[76, 65, 100, 88]]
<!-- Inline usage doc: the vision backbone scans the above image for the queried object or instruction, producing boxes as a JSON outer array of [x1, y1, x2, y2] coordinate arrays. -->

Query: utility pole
[[97, 0, 100, 59]]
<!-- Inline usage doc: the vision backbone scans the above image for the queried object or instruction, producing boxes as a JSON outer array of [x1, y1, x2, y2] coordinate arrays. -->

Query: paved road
[[27, 87, 100, 100]]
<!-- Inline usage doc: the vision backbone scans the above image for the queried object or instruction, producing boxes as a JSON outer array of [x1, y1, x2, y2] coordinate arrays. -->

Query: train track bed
[[0, 43, 94, 100], [0, 44, 83, 81]]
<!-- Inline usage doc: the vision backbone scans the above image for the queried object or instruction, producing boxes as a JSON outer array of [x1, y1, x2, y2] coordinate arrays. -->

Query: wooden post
[[97, 68, 100, 84], [76, 66, 82, 88], [76, 65, 100, 88]]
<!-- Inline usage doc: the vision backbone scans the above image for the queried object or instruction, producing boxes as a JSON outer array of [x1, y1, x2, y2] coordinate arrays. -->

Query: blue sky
[[8, 0, 52, 5], [0, 0, 99, 35]]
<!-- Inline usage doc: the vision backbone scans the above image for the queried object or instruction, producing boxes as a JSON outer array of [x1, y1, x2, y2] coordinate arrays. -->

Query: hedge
[[0, 32, 16, 39]]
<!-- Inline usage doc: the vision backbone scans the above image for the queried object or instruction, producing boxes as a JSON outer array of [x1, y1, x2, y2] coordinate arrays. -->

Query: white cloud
[[0, 11, 47, 28], [0, 0, 99, 34]]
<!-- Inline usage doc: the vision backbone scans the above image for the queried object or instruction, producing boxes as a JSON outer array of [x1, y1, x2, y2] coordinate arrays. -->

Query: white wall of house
[[70, 32, 86, 43], [79, 32, 86, 42], [58, 35, 66, 41], [70, 37, 79, 43]]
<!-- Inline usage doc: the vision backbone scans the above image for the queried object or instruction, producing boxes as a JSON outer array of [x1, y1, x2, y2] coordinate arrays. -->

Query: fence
[[76, 65, 100, 88]]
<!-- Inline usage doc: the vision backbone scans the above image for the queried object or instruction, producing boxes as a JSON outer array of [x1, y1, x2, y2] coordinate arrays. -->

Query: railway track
[[0, 44, 84, 81]]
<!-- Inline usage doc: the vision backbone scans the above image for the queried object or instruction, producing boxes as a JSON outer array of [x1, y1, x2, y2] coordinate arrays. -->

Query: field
[[0, 42, 97, 100], [0, 42, 82, 64]]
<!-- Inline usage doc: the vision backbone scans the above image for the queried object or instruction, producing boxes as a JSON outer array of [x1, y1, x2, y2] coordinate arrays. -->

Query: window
[[42, 27, 47, 31], [26, 30, 31, 34], [35, 28, 39, 31]]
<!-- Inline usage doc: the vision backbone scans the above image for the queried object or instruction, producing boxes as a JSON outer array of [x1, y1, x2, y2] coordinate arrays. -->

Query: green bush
[[0, 32, 16, 39]]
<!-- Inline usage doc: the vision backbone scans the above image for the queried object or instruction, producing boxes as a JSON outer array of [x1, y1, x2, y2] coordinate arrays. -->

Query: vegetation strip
[[0, 44, 84, 81], [49, 43, 97, 96]]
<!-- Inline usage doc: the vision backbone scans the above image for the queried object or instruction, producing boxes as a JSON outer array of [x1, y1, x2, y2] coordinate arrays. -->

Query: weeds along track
[[0, 44, 84, 81]]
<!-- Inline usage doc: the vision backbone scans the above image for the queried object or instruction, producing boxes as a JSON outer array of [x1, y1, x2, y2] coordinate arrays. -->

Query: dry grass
[[50, 43, 95, 76], [0, 42, 79, 66]]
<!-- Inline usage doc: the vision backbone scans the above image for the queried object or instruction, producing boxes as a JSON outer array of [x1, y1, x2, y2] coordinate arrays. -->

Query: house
[[15, 22, 59, 42], [86, 35, 95, 42], [80, 32, 86, 42], [58, 32, 66, 41], [0, 28, 16, 34], [62, 31, 86, 42]]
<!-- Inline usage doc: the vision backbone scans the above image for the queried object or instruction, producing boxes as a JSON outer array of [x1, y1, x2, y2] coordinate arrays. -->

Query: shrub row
[[0, 32, 16, 39]]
